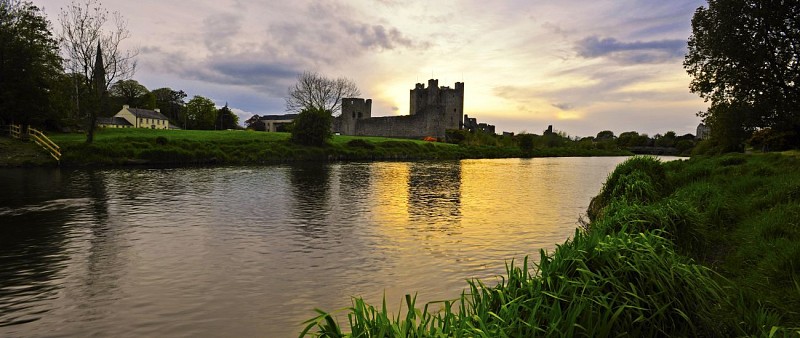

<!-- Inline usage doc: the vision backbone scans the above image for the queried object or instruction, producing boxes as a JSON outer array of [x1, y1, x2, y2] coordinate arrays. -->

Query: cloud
[[551, 103, 573, 111], [342, 23, 418, 50], [576, 36, 686, 63]]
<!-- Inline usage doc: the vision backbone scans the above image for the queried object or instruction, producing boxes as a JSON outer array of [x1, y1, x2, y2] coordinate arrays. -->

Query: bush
[[346, 139, 375, 149], [290, 108, 333, 146]]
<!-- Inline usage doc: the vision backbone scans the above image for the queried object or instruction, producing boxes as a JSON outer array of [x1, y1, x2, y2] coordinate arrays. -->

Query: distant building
[[463, 114, 496, 134], [696, 123, 710, 140], [98, 105, 170, 129], [245, 114, 298, 132]]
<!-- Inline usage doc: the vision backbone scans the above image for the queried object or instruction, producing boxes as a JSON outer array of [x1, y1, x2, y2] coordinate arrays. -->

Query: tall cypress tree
[[87, 43, 104, 143]]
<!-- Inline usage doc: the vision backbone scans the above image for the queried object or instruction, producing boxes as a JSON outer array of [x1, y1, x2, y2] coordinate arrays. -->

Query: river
[[0, 157, 658, 337]]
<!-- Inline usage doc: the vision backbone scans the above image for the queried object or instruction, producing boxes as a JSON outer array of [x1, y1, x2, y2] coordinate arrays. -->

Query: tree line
[[0, 0, 239, 143]]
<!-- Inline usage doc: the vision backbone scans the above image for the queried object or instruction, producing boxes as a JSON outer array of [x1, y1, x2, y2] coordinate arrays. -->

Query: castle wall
[[336, 80, 464, 139], [353, 114, 437, 139]]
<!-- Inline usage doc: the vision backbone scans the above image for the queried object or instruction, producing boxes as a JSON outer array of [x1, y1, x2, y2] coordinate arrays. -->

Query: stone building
[[334, 79, 464, 139]]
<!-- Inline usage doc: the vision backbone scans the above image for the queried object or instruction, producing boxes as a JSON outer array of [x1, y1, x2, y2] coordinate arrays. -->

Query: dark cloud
[[551, 103, 573, 111], [576, 36, 686, 63], [342, 23, 415, 50]]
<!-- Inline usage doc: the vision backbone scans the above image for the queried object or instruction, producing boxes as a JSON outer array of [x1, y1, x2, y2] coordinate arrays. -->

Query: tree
[[290, 107, 333, 146], [596, 130, 615, 141], [285, 71, 360, 116], [685, 0, 800, 150], [57, 0, 138, 141], [215, 103, 239, 130], [152, 87, 186, 124], [184, 95, 216, 130], [109, 79, 149, 106], [0, 1, 62, 126]]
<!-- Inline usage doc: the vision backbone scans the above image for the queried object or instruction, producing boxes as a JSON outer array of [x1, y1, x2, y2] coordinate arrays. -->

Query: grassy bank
[[300, 154, 800, 337], [0, 137, 57, 167], [25, 129, 629, 166]]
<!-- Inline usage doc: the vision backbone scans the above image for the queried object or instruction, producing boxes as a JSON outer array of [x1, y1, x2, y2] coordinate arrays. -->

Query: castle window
[[358, 112, 363, 118], [352, 112, 355, 118]]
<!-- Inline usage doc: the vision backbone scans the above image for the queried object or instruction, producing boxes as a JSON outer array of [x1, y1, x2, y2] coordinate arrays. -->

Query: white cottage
[[98, 105, 170, 130]]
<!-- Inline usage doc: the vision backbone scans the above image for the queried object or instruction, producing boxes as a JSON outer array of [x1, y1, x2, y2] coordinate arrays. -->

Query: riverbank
[[2, 129, 632, 167], [301, 153, 800, 336], [0, 137, 57, 167]]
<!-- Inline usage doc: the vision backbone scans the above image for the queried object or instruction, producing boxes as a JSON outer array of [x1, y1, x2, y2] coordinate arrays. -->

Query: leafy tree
[[215, 103, 239, 130], [286, 71, 360, 116], [290, 107, 333, 146], [109, 79, 151, 110], [57, 0, 138, 141], [654, 131, 676, 148], [596, 130, 615, 141], [517, 133, 534, 155], [152, 87, 186, 124], [0, 1, 62, 126], [685, 0, 800, 150], [184, 95, 216, 130]]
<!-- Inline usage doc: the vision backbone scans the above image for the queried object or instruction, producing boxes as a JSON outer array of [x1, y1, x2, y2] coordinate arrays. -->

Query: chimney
[[154, 108, 161, 113], [123, 104, 129, 109]]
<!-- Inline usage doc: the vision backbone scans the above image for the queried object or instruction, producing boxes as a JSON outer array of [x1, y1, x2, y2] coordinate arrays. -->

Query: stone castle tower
[[338, 98, 372, 135], [410, 79, 464, 131]]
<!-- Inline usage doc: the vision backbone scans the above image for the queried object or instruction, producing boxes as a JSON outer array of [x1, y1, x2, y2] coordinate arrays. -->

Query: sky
[[36, 0, 710, 137]]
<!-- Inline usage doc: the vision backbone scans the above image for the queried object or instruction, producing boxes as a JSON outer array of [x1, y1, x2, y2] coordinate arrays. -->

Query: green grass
[[38, 128, 629, 166], [300, 154, 800, 337]]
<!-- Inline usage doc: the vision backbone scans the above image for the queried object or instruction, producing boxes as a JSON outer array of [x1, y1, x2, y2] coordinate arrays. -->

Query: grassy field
[[300, 154, 800, 337], [0, 137, 56, 167], [32, 128, 628, 166]]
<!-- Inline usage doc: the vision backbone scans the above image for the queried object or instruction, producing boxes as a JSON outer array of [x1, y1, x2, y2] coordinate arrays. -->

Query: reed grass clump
[[588, 156, 667, 221]]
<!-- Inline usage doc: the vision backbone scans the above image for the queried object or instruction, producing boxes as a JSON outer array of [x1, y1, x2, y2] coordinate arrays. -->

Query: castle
[[334, 79, 465, 139]]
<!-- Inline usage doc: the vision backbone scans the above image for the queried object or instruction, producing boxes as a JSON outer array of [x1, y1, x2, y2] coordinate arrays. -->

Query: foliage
[[152, 87, 186, 125], [290, 108, 333, 146], [588, 156, 667, 221], [215, 104, 239, 130], [108, 79, 152, 110], [0, 1, 62, 126], [685, 0, 800, 150], [285, 71, 360, 116], [184, 95, 217, 130]]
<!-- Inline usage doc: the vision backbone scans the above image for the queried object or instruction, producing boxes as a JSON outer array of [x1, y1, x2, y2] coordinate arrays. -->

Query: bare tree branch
[[58, 0, 138, 90], [285, 71, 360, 116]]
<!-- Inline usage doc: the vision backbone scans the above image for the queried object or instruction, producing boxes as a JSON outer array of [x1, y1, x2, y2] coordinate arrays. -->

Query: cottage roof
[[127, 107, 169, 120], [97, 116, 132, 126], [260, 114, 298, 121]]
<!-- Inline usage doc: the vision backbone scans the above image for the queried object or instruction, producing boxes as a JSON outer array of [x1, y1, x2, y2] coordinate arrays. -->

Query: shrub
[[346, 139, 375, 149], [290, 108, 333, 146]]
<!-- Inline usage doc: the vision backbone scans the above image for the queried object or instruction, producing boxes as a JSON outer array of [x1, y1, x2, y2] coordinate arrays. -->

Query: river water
[[0, 157, 646, 337]]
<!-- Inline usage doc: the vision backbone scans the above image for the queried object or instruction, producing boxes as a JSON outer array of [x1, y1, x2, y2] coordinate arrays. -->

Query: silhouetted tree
[[109, 79, 150, 109], [0, 1, 62, 126], [285, 71, 360, 116], [152, 87, 186, 124], [215, 103, 239, 130], [685, 0, 800, 150]]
